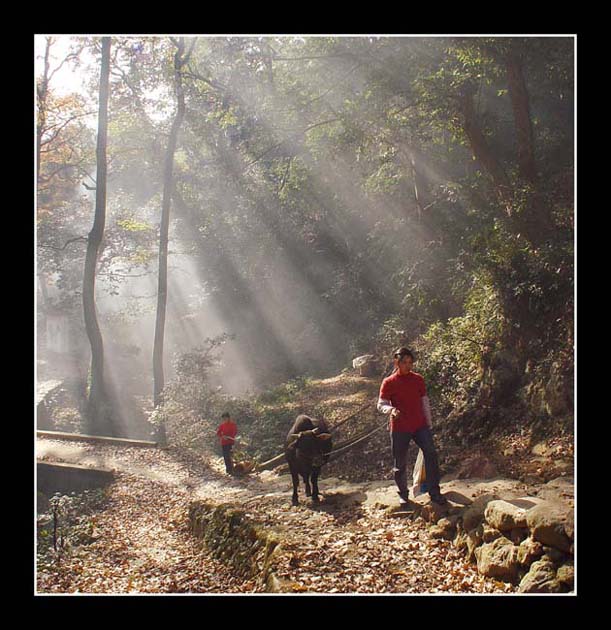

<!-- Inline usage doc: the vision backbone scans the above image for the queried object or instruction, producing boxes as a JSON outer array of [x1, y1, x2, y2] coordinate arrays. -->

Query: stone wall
[[422, 479, 574, 593], [188, 501, 287, 592], [37, 461, 115, 495]]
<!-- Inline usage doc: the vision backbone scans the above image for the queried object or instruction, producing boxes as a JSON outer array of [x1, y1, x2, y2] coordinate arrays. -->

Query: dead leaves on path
[[37, 474, 259, 594], [243, 496, 515, 594], [37, 441, 515, 594]]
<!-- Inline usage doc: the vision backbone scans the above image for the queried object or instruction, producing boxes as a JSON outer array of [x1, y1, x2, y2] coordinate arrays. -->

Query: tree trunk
[[36, 37, 52, 186], [505, 47, 555, 247], [83, 37, 111, 434], [409, 150, 425, 220], [152, 38, 188, 418], [460, 86, 512, 205], [505, 48, 537, 183]]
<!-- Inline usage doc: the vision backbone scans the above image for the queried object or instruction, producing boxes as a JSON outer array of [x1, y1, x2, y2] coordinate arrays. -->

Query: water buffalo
[[285, 414, 333, 505]]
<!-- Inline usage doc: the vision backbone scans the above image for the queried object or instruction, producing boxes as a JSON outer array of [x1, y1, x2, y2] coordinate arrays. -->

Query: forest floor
[[36, 471, 256, 593], [36, 433, 570, 594], [36, 372, 573, 595]]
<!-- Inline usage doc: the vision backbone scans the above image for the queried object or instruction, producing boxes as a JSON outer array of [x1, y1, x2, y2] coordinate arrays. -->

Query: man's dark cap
[[221, 412, 231, 418]]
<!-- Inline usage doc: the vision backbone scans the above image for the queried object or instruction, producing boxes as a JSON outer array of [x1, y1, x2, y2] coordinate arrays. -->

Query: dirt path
[[36, 438, 516, 594], [37, 473, 259, 593]]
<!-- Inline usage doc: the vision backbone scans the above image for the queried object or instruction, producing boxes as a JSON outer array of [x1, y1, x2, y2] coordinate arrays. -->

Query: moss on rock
[[188, 500, 285, 591]]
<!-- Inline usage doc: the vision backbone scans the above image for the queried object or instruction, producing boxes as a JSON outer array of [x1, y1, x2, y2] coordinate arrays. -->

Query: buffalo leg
[[303, 473, 312, 497], [311, 468, 320, 502], [290, 467, 300, 505]]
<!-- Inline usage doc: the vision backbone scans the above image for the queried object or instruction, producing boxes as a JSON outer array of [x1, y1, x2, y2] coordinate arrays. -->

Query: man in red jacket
[[216, 412, 237, 474], [377, 347, 447, 506]]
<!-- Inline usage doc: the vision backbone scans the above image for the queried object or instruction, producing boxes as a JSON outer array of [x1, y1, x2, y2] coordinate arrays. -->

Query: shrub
[[415, 274, 507, 414], [37, 488, 108, 569]]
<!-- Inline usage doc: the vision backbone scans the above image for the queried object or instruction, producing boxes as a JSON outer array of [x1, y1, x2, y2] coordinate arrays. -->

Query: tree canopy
[[36, 35, 574, 418]]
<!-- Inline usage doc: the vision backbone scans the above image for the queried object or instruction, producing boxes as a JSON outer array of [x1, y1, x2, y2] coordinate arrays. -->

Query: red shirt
[[216, 420, 237, 446], [379, 370, 427, 433]]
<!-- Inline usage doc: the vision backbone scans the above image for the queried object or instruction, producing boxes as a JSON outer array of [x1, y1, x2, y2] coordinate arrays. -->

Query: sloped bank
[[331, 473, 574, 593], [410, 476, 575, 593], [188, 501, 289, 592], [188, 474, 574, 594]]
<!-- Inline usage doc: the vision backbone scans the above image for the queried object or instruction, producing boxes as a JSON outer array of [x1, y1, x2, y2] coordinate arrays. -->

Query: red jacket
[[216, 420, 237, 446], [379, 371, 427, 433]]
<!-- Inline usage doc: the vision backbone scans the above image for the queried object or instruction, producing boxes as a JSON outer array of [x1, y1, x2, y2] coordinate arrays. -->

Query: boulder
[[565, 512, 574, 541], [518, 558, 564, 593], [420, 501, 452, 523], [517, 537, 544, 566], [352, 355, 378, 377], [521, 361, 571, 418], [484, 500, 528, 531], [466, 525, 484, 563], [526, 502, 573, 553], [535, 477, 574, 506], [481, 350, 521, 403], [545, 361, 572, 416], [531, 442, 551, 457], [481, 524, 503, 543], [462, 493, 500, 532], [474, 537, 520, 583], [556, 562, 574, 590], [429, 517, 456, 540], [508, 527, 529, 545], [542, 546, 567, 564]]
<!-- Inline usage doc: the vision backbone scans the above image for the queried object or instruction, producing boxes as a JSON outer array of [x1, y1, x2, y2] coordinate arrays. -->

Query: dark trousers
[[391, 426, 441, 498], [222, 444, 233, 474]]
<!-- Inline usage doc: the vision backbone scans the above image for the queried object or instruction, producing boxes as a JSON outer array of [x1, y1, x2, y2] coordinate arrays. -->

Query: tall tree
[[504, 41, 554, 246], [36, 37, 53, 185], [83, 37, 111, 433], [153, 37, 195, 418]]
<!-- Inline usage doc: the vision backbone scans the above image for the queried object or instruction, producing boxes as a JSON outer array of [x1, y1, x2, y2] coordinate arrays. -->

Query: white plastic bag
[[411, 448, 429, 497]]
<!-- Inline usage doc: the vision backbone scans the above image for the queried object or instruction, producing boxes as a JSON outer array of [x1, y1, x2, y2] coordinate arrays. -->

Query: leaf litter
[[37, 437, 515, 594]]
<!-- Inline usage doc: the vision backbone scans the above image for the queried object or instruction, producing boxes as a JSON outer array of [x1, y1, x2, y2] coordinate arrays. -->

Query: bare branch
[[98, 270, 153, 278], [47, 48, 86, 84], [110, 64, 145, 105], [245, 141, 284, 170], [37, 159, 88, 185], [39, 111, 96, 147], [182, 67, 227, 93], [272, 53, 353, 62], [277, 157, 293, 194], [303, 62, 364, 107], [302, 117, 341, 133], [245, 118, 341, 172], [38, 236, 88, 251]]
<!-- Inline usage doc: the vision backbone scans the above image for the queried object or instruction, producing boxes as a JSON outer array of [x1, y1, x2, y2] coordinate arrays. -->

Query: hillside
[[235, 368, 573, 488]]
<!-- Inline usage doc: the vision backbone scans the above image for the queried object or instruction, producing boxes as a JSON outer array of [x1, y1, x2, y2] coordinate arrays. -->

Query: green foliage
[[37, 36, 574, 429], [172, 333, 235, 383], [416, 275, 506, 412], [116, 218, 153, 232], [255, 376, 310, 406], [152, 333, 255, 454]]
